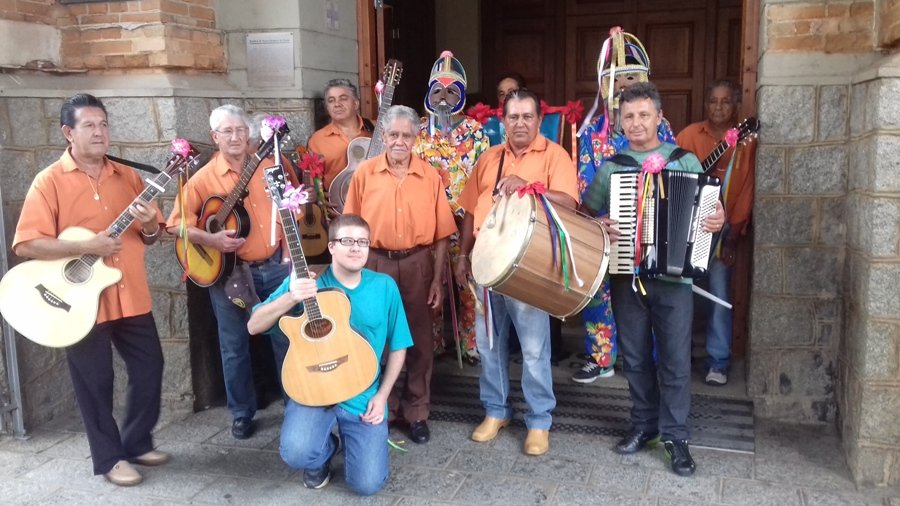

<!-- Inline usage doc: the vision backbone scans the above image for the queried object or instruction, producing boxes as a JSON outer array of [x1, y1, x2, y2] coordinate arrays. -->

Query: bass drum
[[471, 193, 609, 318]]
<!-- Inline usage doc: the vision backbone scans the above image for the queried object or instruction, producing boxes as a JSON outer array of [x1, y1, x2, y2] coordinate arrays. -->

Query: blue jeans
[[208, 256, 291, 420], [705, 257, 733, 371], [280, 400, 388, 496], [475, 289, 555, 430]]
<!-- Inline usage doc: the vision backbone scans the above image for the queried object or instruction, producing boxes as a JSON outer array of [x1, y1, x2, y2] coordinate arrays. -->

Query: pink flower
[[642, 152, 666, 174], [170, 138, 191, 157], [375, 80, 385, 97], [261, 115, 286, 142], [280, 183, 310, 212], [724, 128, 739, 147]]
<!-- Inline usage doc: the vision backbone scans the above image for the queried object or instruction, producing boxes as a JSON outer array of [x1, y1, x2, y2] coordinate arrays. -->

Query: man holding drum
[[455, 89, 580, 456]]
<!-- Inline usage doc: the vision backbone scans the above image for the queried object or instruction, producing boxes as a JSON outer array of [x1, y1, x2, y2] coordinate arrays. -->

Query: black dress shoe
[[409, 420, 430, 444], [663, 439, 696, 476], [232, 417, 256, 440], [614, 428, 660, 454]]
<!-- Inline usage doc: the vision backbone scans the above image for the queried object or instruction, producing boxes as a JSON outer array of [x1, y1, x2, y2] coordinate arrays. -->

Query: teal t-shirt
[[582, 143, 703, 285], [253, 267, 413, 416]]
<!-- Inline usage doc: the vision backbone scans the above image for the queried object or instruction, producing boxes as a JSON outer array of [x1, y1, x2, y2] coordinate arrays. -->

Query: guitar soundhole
[[63, 258, 92, 284], [304, 318, 333, 339], [351, 146, 366, 158]]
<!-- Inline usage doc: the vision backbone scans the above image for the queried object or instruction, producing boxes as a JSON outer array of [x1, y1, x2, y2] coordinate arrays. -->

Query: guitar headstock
[[383, 59, 403, 88], [164, 138, 201, 177], [736, 117, 760, 141], [257, 116, 291, 160], [263, 165, 289, 204]]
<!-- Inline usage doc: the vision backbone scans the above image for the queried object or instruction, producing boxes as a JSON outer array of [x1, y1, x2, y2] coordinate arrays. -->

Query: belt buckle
[[388, 249, 403, 260]]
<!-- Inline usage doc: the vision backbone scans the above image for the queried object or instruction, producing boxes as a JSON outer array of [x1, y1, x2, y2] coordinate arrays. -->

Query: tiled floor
[[0, 402, 897, 505]]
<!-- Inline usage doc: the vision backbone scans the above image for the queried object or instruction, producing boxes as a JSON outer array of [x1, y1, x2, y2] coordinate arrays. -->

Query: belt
[[370, 244, 429, 260]]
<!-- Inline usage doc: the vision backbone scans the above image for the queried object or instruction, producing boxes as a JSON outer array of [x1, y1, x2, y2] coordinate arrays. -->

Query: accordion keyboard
[[609, 172, 638, 274]]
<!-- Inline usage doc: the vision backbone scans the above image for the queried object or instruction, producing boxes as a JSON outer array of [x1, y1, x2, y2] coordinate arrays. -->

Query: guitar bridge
[[35, 284, 71, 312], [305, 355, 349, 373]]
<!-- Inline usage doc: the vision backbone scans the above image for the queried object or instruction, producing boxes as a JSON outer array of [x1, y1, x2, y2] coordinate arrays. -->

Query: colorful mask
[[424, 50, 467, 116]]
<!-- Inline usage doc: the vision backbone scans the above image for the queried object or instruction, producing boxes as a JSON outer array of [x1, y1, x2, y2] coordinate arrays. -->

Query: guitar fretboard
[[278, 206, 324, 322], [365, 85, 395, 159], [212, 152, 262, 227]]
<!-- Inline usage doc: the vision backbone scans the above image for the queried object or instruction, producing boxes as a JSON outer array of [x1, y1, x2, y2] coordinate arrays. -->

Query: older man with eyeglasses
[[166, 104, 298, 441]]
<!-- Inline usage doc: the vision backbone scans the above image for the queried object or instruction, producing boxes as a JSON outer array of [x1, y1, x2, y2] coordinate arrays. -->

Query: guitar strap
[[362, 118, 375, 133], [106, 154, 160, 174], [608, 147, 690, 169]]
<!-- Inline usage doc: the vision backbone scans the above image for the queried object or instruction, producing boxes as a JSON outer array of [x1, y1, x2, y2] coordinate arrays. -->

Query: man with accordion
[[582, 82, 725, 477]]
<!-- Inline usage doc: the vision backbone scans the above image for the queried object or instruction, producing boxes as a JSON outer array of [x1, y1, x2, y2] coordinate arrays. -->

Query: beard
[[433, 102, 453, 135]]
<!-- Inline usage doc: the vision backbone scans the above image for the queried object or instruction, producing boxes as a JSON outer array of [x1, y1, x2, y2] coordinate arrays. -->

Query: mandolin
[[0, 142, 200, 348], [328, 59, 403, 214], [262, 151, 378, 407], [174, 121, 290, 287]]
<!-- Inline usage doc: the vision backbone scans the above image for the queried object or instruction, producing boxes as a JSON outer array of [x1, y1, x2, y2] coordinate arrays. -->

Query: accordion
[[609, 170, 721, 278]]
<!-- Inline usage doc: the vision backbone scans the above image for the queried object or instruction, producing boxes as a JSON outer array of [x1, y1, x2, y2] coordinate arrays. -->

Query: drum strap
[[491, 150, 506, 197]]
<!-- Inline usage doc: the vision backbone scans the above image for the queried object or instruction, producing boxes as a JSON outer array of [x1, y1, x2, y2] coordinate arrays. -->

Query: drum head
[[472, 194, 535, 287]]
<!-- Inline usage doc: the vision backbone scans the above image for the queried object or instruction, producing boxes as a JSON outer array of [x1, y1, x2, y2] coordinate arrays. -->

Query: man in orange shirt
[[308, 79, 373, 191], [12, 94, 168, 486], [166, 105, 295, 440], [344, 105, 456, 445], [454, 90, 580, 456], [676, 80, 754, 386]]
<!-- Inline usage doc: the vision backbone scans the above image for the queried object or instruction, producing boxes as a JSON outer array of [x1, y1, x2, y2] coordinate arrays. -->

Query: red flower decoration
[[562, 100, 585, 125], [170, 138, 192, 157], [299, 151, 325, 178], [540, 100, 551, 116], [517, 181, 547, 198], [724, 128, 739, 147], [465, 102, 497, 124]]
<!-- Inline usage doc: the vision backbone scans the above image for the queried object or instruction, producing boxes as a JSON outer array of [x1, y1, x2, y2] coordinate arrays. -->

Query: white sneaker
[[705, 368, 728, 386]]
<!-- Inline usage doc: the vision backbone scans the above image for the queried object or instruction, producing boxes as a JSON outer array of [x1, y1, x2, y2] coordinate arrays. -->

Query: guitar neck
[[278, 207, 324, 320], [213, 153, 262, 224], [364, 85, 396, 159], [701, 140, 730, 174], [82, 170, 174, 266]]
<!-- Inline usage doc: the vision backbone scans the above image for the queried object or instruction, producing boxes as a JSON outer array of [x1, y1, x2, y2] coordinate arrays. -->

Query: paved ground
[[0, 399, 898, 505]]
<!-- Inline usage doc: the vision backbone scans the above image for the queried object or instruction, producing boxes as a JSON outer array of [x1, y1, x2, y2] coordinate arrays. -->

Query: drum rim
[[472, 194, 537, 287]]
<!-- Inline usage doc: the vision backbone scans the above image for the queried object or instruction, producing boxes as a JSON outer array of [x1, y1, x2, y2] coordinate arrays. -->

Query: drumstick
[[468, 280, 484, 314]]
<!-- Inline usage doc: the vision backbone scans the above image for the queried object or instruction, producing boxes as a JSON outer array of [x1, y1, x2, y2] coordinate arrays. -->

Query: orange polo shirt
[[677, 120, 754, 230], [308, 115, 372, 190], [13, 149, 164, 324], [458, 134, 580, 236], [166, 152, 298, 263], [343, 153, 457, 250]]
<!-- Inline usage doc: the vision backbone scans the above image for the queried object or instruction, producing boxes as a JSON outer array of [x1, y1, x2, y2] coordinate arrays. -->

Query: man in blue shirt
[[247, 214, 412, 495]]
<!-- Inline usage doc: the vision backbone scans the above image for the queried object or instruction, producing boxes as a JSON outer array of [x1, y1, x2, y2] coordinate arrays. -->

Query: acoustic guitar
[[328, 59, 403, 214], [701, 117, 760, 176], [174, 121, 290, 287], [290, 145, 329, 257], [0, 143, 200, 348], [262, 154, 378, 406]]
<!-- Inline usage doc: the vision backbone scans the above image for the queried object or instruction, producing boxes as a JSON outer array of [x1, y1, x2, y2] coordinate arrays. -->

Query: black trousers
[[65, 313, 164, 475], [610, 275, 693, 440]]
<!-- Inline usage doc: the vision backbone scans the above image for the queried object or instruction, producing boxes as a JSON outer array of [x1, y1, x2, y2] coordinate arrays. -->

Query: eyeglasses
[[332, 237, 371, 248], [214, 127, 249, 138]]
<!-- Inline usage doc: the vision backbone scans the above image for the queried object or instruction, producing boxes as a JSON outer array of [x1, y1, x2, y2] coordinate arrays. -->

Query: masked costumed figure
[[572, 28, 675, 383], [414, 50, 489, 363]]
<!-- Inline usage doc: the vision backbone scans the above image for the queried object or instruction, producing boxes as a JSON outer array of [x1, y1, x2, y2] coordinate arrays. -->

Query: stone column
[[839, 55, 900, 487]]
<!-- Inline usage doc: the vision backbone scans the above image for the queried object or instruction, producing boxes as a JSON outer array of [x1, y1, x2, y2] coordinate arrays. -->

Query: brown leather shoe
[[132, 450, 171, 467], [471, 416, 509, 442], [523, 429, 549, 456], [104, 460, 142, 487]]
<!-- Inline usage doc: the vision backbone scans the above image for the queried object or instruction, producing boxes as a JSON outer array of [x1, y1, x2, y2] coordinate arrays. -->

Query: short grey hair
[[209, 104, 250, 132], [379, 105, 420, 134], [324, 79, 360, 101]]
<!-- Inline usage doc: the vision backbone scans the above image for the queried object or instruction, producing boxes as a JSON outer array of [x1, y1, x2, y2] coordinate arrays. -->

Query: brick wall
[[0, 0, 224, 71], [881, 0, 900, 47], [766, 1, 875, 53]]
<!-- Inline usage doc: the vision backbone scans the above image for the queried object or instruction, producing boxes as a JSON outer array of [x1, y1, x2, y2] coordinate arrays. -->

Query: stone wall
[[838, 57, 900, 487], [0, 86, 315, 428], [756, 0, 900, 487]]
